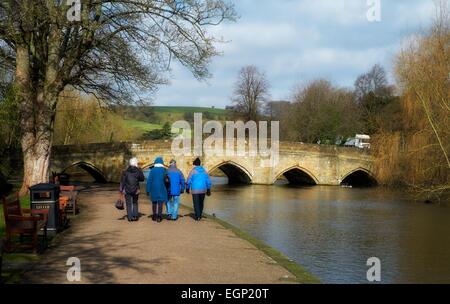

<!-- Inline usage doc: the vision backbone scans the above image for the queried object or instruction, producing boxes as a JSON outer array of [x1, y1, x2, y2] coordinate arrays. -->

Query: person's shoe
[[151, 215, 156, 221], [134, 217, 139, 221], [157, 217, 162, 223]]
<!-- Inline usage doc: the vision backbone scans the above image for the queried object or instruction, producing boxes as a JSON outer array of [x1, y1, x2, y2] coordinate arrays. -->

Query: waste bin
[[30, 183, 60, 233]]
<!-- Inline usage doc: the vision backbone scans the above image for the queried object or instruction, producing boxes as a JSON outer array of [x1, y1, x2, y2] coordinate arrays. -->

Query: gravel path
[[22, 184, 295, 284]]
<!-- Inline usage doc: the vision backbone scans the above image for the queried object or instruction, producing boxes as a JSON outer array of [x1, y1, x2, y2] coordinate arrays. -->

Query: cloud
[[210, 22, 321, 53], [154, 0, 437, 108], [292, 0, 368, 26]]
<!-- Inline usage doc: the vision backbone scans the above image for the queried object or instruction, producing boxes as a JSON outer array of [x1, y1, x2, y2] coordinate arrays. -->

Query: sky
[[153, 0, 437, 108]]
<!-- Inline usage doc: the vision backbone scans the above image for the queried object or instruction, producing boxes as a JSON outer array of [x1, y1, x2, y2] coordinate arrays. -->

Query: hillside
[[153, 106, 226, 115], [122, 106, 229, 139], [123, 119, 162, 133]]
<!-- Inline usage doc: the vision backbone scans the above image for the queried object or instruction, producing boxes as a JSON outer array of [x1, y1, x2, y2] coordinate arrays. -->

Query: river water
[[69, 166, 450, 283], [202, 177, 450, 284]]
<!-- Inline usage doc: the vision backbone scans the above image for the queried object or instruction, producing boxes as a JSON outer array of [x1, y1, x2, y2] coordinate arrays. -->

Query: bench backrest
[[2, 193, 22, 219]]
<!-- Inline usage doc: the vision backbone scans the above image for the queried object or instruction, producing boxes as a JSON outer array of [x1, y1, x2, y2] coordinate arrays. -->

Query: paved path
[[22, 185, 295, 283]]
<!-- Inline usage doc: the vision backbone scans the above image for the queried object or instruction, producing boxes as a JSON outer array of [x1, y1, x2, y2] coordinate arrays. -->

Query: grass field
[[123, 119, 162, 132], [153, 106, 226, 115], [122, 106, 229, 139], [153, 106, 228, 124], [123, 118, 193, 138]]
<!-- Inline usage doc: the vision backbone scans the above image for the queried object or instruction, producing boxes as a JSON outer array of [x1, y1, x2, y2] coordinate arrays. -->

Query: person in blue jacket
[[166, 159, 185, 221], [146, 157, 168, 222], [186, 157, 211, 221]]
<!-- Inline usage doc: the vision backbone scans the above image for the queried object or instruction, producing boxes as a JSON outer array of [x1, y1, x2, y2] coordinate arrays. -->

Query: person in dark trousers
[[120, 157, 145, 222], [186, 158, 211, 221], [167, 159, 185, 221], [146, 157, 168, 223]]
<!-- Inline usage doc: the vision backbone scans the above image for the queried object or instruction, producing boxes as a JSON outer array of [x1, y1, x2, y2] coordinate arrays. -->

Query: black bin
[[30, 183, 60, 233]]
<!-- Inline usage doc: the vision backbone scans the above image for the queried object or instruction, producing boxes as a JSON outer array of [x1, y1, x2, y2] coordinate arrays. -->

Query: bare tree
[[0, 0, 236, 193], [354, 64, 389, 101], [231, 65, 270, 121], [393, 0, 449, 200], [353, 64, 396, 133]]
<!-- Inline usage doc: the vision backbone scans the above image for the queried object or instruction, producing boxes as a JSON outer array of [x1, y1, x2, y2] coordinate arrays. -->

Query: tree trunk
[[15, 42, 60, 195], [18, 98, 56, 195], [19, 133, 52, 195]]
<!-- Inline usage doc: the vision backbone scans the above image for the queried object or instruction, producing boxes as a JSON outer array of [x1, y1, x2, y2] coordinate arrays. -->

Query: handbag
[[164, 171, 170, 190], [115, 193, 125, 210]]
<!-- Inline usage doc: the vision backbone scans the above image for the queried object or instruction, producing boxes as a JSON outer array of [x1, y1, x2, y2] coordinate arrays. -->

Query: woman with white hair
[[119, 157, 145, 222]]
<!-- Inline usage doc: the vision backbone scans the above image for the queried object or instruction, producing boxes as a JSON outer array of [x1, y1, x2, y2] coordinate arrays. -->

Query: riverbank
[[17, 184, 318, 284]]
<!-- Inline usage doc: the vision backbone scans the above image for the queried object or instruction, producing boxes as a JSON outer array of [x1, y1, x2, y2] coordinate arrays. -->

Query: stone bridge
[[50, 141, 376, 186]]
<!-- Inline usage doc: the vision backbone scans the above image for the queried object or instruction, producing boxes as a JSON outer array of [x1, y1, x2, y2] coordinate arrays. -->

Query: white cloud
[[292, 0, 367, 26], [153, 0, 437, 107], [210, 22, 321, 54], [389, 1, 435, 28]]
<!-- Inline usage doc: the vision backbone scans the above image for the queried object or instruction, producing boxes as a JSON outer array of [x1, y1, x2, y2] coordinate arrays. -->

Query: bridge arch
[[341, 167, 377, 187], [62, 161, 108, 183], [207, 161, 252, 184], [273, 166, 319, 185]]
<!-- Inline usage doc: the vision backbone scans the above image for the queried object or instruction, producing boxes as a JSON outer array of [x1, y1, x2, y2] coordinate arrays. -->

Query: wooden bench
[[2, 193, 48, 253], [59, 185, 79, 216]]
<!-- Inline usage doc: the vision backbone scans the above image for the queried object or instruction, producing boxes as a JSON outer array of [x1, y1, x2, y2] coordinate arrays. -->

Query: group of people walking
[[119, 157, 211, 223]]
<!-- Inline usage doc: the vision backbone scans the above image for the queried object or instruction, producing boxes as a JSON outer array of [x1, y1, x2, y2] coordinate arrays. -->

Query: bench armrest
[[8, 215, 41, 222], [23, 208, 49, 217]]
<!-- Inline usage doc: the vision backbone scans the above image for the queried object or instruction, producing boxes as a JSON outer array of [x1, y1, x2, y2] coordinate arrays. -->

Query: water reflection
[[205, 177, 450, 283]]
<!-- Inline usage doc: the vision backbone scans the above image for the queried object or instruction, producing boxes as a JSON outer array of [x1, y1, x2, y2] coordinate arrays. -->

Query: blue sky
[[153, 0, 436, 108]]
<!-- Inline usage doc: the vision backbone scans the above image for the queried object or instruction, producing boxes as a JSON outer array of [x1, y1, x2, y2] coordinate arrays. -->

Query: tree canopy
[[0, 0, 236, 192]]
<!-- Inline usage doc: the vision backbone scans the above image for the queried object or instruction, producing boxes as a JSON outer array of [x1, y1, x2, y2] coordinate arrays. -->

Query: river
[[202, 177, 450, 284], [69, 165, 450, 283]]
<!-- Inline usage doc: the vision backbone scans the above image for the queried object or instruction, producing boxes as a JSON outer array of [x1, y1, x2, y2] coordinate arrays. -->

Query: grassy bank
[[1, 254, 40, 283], [180, 204, 320, 284]]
